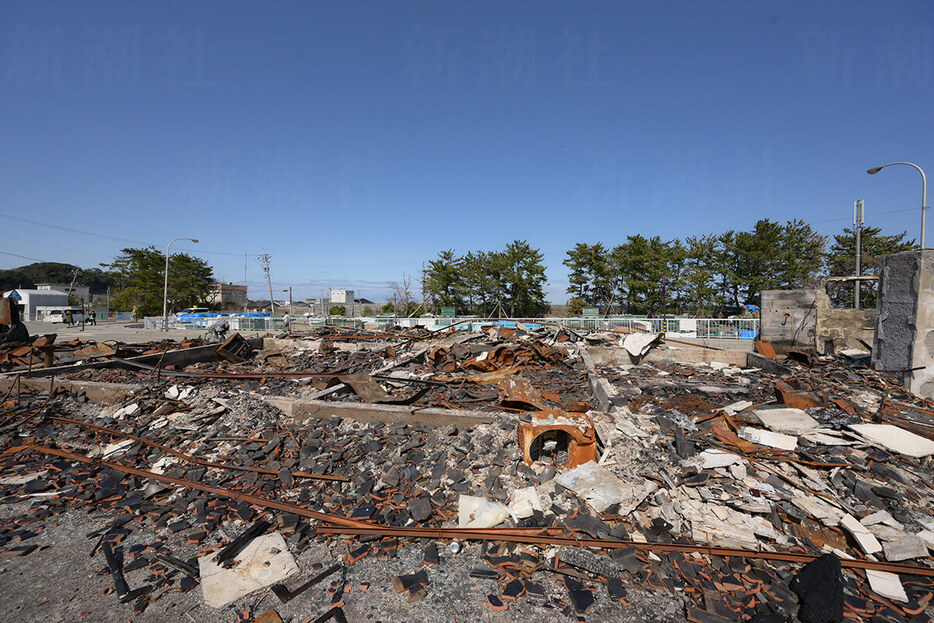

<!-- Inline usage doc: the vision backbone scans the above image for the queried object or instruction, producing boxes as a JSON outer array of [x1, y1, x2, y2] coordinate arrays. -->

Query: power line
[[3, 236, 115, 260], [0, 250, 44, 263], [809, 206, 917, 225], [0, 212, 256, 258], [173, 246, 254, 257], [0, 212, 148, 245]]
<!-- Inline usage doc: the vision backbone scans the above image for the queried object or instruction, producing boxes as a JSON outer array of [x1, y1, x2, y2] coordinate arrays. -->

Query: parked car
[[43, 308, 88, 323]]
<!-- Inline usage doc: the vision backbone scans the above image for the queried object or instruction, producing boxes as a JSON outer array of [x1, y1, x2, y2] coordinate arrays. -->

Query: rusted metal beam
[[21, 443, 372, 529], [315, 526, 934, 578], [48, 416, 348, 482], [18, 442, 565, 537]]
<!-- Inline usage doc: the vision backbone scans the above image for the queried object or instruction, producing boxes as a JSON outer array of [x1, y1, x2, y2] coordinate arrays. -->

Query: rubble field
[[3, 324, 934, 622]]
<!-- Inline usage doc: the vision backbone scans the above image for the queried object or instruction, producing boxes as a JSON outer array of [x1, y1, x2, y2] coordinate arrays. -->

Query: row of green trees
[[561, 219, 915, 315], [422, 240, 549, 317], [418, 221, 916, 318]]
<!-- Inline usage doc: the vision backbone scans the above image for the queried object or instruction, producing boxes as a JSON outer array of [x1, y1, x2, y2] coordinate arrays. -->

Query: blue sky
[[2, 1, 932, 304]]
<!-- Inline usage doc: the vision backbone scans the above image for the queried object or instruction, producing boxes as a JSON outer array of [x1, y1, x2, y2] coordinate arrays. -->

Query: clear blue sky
[[2, 1, 932, 304]]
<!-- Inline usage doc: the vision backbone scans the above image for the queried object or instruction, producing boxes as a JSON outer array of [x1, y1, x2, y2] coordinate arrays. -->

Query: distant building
[[330, 289, 354, 304], [205, 282, 248, 307], [36, 283, 90, 301], [3, 289, 69, 321], [304, 289, 375, 317]]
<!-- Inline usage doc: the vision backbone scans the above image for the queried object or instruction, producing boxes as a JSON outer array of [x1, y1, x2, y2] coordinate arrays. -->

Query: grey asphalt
[[21, 320, 270, 344]]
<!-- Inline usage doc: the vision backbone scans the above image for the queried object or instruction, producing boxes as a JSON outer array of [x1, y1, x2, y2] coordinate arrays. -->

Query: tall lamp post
[[867, 162, 928, 249], [281, 287, 293, 316], [162, 237, 199, 331]]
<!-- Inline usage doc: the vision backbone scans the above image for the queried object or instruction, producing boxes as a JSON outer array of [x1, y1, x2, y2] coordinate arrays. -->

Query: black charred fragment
[[154, 552, 199, 579], [215, 519, 271, 568], [422, 541, 439, 566], [101, 542, 130, 599], [271, 563, 342, 604]]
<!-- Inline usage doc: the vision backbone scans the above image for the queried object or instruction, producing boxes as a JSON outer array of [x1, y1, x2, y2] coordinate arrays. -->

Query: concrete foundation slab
[[259, 394, 498, 427]]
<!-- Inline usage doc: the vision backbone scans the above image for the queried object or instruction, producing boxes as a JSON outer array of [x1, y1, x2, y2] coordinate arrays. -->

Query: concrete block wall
[[817, 307, 875, 353], [763, 288, 876, 354], [761, 289, 818, 350], [873, 249, 934, 398]]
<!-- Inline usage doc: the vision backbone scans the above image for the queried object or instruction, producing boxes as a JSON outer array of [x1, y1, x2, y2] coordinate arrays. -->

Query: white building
[[330, 289, 354, 304], [3, 289, 69, 321], [36, 283, 90, 301]]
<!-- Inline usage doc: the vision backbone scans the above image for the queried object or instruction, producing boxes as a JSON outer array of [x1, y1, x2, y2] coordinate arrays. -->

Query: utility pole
[[854, 200, 864, 309], [67, 268, 81, 303], [258, 253, 275, 316]]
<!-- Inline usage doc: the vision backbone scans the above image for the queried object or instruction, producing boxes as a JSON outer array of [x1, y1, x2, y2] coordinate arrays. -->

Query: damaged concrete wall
[[761, 290, 819, 351], [761, 289, 874, 354], [815, 306, 875, 354], [872, 249, 934, 398]]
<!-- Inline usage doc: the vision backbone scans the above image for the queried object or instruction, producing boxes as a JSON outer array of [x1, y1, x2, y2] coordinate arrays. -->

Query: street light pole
[[867, 162, 928, 249], [162, 237, 199, 332]]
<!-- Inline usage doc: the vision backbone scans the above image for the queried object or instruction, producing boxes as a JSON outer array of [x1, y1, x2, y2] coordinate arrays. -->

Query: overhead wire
[[0, 212, 257, 258]]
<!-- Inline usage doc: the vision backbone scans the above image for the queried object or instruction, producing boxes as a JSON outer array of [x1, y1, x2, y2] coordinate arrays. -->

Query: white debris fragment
[[738, 427, 798, 451], [199, 532, 299, 608], [883, 535, 928, 561], [692, 449, 742, 470], [801, 429, 855, 446], [100, 439, 135, 459], [112, 402, 140, 420], [865, 569, 908, 603], [860, 510, 900, 529], [0, 470, 47, 486], [554, 462, 656, 514], [622, 332, 661, 358], [792, 496, 844, 527], [848, 424, 934, 458], [916, 529, 934, 552], [615, 418, 650, 439], [151, 456, 178, 475], [458, 495, 509, 529], [753, 408, 819, 434], [508, 487, 542, 520], [723, 400, 753, 415], [839, 514, 883, 555]]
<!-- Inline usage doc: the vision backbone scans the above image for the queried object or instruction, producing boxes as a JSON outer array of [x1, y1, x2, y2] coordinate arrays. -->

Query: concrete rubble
[[2, 323, 934, 621]]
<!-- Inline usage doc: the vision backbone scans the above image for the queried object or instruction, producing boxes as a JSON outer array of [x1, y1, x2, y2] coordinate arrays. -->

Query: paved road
[[21, 320, 270, 344]]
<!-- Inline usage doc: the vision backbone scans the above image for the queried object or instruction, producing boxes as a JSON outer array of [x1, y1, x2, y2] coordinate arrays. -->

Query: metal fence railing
[[142, 315, 759, 340], [372, 316, 759, 340]]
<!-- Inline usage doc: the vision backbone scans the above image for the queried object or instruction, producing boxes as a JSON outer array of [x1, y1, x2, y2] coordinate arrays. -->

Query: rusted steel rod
[[316, 526, 934, 578], [19, 443, 568, 537], [47, 416, 349, 482], [22, 443, 370, 529], [19, 443, 934, 578]]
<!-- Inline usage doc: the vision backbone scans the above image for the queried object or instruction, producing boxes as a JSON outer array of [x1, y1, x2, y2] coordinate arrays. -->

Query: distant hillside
[[0, 262, 119, 294]]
